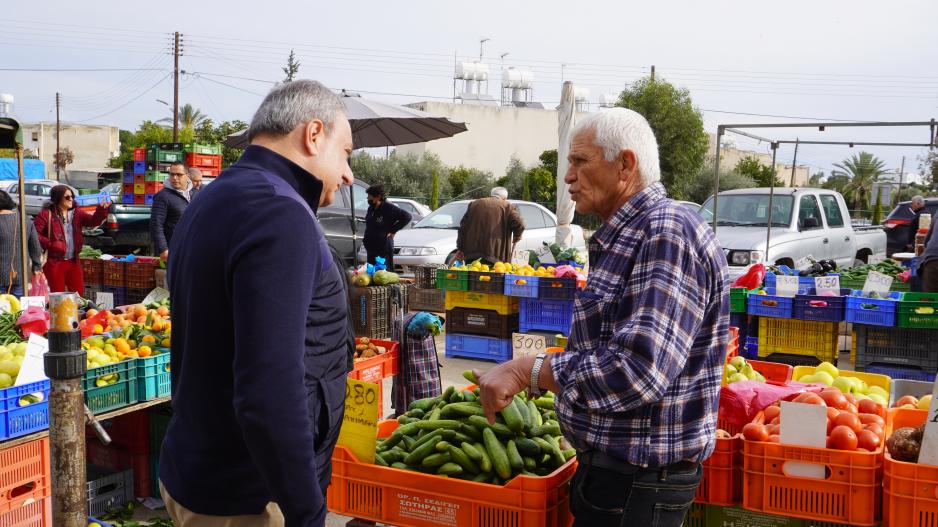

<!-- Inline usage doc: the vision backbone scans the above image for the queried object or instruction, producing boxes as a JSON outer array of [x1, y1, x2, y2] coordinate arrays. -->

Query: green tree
[[920, 149, 938, 192], [734, 156, 781, 187], [616, 76, 708, 200], [871, 186, 884, 225], [521, 170, 531, 201], [833, 151, 887, 209], [539, 149, 558, 179], [158, 103, 207, 132], [430, 171, 440, 209], [527, 166, 555, 204], [283, 49, 301, 82], [688, 166, 756, 204], [822, 173, 851, 194], [808, 171, 825, 187], [194, 119, 248, 167]]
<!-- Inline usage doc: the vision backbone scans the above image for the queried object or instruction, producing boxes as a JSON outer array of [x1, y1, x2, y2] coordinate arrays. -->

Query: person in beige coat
[[455, 187, 524, 264]]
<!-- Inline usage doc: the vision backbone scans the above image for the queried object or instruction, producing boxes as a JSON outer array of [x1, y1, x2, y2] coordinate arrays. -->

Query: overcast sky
[[4, 0, 937, 178]]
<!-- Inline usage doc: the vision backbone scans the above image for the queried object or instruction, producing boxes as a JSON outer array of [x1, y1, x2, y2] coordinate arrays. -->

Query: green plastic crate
[[435, 268, 469, 291], [839, 277, 910, 292], [730, 288, 750, 313], [84, 360, 138, 414], [146, 149, 184, 163], [897, 292, 938, 329], [183, 143, 222, 155], [144, 171, 167, 182]]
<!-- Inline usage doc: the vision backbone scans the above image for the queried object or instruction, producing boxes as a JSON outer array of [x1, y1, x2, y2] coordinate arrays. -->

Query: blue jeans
[[570, 453, 701, 527]]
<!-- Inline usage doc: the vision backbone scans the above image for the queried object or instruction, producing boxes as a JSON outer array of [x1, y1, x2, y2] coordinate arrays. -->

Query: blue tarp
[[0, 158, 46, 180]]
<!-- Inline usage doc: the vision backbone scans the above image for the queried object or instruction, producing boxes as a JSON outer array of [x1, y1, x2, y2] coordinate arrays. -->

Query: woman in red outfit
[[34, 185, 110, 295]]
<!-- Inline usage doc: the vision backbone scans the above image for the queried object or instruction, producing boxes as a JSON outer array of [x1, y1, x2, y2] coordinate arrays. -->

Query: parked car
[[5, 179, 80, 216], [388, 197, 432, 225], [360, 199, 587, 275], [700, 188, 887, 281], [883, 198, 938, 256]]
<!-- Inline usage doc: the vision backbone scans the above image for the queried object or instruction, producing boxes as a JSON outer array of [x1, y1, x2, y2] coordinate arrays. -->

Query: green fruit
[[816, 361, 839, 379], [813, 371, 835, 386], [0, 373, 12, 389], [728, 373, 748, 384], [832, 376, 856, 394], [729, 356, 746, 370]]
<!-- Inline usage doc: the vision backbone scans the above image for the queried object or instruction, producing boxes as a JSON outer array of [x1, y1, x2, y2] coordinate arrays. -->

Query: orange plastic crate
[[348, 339, 400, 384], [696, 433, 742, 506], [0, 498, 50, 527], [748, 360, 793, 386], [726, 326, 740, 359], [883, 407, 935, 527], [328, 420, 575, 527], [0, 438, 50, 513], [742, 413, 882, 525]]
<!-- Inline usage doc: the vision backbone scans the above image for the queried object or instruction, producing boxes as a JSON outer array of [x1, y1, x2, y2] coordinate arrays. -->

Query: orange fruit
[[132, 305, 147, 319], [114, 339, 130, 355], [136, 316, 147, 325], [93, 324, 104, 335], [137, 346, 152, 358], [156, 306, 169, 317], [125, 349, 138, 358], [141, 335, 156, 344], [150, 320, 164, 332], [86, 309, 98, 319]]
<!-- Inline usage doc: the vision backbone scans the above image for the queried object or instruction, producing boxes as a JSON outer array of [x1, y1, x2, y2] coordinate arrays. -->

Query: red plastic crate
[[328, 419, 575, 527], [81, 257, 104, 285], [145, 181, 161, 195], [742, 412, 882, 525], [133, 194, 145, 205], [0, 438, 50, 513], [133, 148, 146, 161], [86, 439, 150, 498], [696, 433, 742, 506], [726, 326, 739, 359], [122, 183, 134, 194], [123, 259, 158, 290], [883, 407, 934, 527], [102, 259, 125, 287], [199, 167, 220, 177], [349, 339, 399, 384], [0, 498, 50, 527], [134, 174, 144, 185], [185, 152, 222, 169]]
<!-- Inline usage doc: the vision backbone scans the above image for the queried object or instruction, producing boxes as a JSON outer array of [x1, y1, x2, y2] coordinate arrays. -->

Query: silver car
[[4, 179, 79, 216]]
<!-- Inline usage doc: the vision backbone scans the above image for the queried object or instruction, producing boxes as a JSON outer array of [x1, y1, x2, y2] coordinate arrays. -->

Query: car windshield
[[414, 202, 469, 229], [700, 194, 793, 227]]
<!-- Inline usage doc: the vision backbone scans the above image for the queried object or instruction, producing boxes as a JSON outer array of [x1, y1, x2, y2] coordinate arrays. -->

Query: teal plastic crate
[[84, 361, 138, 414], [135, 351, 170, 401]]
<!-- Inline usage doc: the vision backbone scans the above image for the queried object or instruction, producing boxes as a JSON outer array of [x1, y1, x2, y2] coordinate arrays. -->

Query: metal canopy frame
[[711, 119, 937, 263]]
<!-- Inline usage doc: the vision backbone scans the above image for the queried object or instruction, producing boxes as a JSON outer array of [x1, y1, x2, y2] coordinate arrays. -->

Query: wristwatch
[[529, 352, 548, 398]]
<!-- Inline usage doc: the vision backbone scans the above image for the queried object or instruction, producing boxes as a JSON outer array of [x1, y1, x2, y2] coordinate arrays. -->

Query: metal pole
[[16, 144, 29, 292], [350, 183, 359, 266], [173, 31, 180, 142], [55, 93, 60, 181], [650, 65, 656, 82], [45, 293, 87, 527], [897, 156, 906, 205], [765, 143, 779, 264], [789, 138, 799, 187], [711, 127, 723, 233]]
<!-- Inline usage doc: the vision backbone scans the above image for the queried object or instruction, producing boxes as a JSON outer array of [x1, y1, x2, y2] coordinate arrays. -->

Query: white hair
[[572, 107, 661, 186], [491, 187, 508, 199], [912, 195, 925, 206], [247, 79, 345, 141]]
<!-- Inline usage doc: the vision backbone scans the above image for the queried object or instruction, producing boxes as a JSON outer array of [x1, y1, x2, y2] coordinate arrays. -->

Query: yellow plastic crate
[[792, 365, 891, 398], [444, 290, 519, 315], [757, 317, 839, 363]]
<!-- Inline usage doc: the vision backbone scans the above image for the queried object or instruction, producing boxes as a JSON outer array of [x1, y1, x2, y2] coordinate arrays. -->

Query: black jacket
[[363, 200, 411, 252], [149, 183, 190, 253]]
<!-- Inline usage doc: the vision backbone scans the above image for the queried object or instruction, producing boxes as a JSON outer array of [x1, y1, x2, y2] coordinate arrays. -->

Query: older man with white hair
[[477, 108, 729, 527], [455, 185, 524, 264], [907, 195, 926, 251]]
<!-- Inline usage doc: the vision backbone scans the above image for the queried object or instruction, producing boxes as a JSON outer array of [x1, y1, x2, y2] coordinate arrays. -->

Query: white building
[[21, 122, 120, 182], [707, 134, 811, 187]]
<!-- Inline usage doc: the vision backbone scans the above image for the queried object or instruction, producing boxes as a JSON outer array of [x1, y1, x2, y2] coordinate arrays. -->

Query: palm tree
[[158, 104, 208, 130], [832, 152, 887, 210]]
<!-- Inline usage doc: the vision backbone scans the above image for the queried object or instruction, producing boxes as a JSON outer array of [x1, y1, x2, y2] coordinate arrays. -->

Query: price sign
[[143, 287, 170, 305], [19, 297, 45, 310], [775, 275, 800, 298], [795, 255, 814, 269], [511, 249, 531, 267], [779, 401, 828, 478], [14, 334, 48, 386], [336, 377, 379, 464], [913, 379, 938, 467], [512, 332, 546, 359], [534, 245, 556, 264], [867, 254, 885, 265], [95, 292, 114, 310], [814, 275, 840, 296], [862, 271, 894, 295], [0, 298, 10, 314]]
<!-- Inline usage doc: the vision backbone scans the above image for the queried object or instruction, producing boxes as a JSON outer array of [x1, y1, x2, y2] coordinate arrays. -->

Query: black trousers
[[366, 246, 393, 270], [570, 453, 701, 527]]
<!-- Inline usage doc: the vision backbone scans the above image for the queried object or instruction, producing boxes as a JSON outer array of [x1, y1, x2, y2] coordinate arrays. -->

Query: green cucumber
[[462, 390, 477, 402], [458, 423, 482, 441], [448, 445, 480, 474], [506, 440, 524, 471], [500, 400, 525, 435], [409, 396, 441, 412], [526, 400, 543, 427], [523, 456, 537, 471], [374, 453, 389, 466], [441, 402, 486, 419], [461, 442, 484, 463], [514, 396, 533, 430], [401, 435, 417, 451], [421, 452, 453, 468], [474, 441, 493, 473], [483, 428, 512, 479], [405, 408, 425, 419], [467, 415, 514, 439], [435, 441, 451, 452], [426, 406, 442, 421], [514, 437, 541, 457], [391, 462, 413, 471], [462, 370, 479, 384], [403, 435, 444, 466], [414, 419, 461, 431], [534, 397, 555, 410], [437, 462, 464, 476], [471, 472, 490, 483], [411, 429, 444, 450], [530, 423, 561, 437], [562, 448, 576, 461]]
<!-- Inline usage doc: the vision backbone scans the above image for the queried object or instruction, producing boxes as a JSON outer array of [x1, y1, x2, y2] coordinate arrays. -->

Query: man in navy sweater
[[160, 79, 355, 527]]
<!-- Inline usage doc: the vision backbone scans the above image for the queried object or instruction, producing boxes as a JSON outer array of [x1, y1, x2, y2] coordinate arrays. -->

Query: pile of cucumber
[[374, 371, 574, 484]]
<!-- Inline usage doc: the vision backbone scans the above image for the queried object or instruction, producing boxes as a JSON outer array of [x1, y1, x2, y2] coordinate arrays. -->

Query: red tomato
[[857, 429, 881, 451], [766, 423, 780, 435], [858, 399, 885, 418], [743, 423, 770, 442], [895, 395, 919, 408], [829, 425, 859, 451], [864, 423, 884, 438], [767, 434, 780, 443], [794, 392, 827, 406], [826, 407, 841, 421], [844, 393, 857, 406], [820, 389, 848, 410], [827, 418, 836, 435], [834, 412, 863, 434], [770, 417, 780, 425], [764, 405, 781, 422], [858, 413, 885, 427], [845, 403, 858, 414]]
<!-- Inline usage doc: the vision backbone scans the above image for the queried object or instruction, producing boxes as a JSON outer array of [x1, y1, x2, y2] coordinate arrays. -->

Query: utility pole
[[789, 138, 800, 187], [173, 31, 180, 142], [479, 38, 489, 62], [650, 65, 656, 82], [55, 92, 61, 181], [897, 156, 906, 205]]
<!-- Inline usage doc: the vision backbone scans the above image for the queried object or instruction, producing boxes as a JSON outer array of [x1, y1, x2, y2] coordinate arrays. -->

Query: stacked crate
[[0, 438, 51, 527], [407, 264, 445, 313], [101, 257, 160, 305], [184, 143, 223, 177], [121, 156, 148, 205], [440, 269, 517, 363]]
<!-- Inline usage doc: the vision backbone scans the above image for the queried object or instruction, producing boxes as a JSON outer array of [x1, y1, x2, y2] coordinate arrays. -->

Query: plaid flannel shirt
[[551, 183, 729, 467]]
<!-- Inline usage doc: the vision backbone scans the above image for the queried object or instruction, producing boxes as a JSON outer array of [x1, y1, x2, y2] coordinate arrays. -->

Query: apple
[[730, 356, 746, 370], [728, 373, 748, 383], [867, 393, 888, 407], [866, 385, 888, 399], [918, 395, 933, 411], [814, 371, 835, 386], [832, 377, 857, 394], [724, 364, 738, 375], [817, 361, 840, 379]]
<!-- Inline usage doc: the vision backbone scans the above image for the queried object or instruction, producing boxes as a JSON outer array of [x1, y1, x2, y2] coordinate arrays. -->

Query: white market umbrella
[[555, 81, 577, 247]]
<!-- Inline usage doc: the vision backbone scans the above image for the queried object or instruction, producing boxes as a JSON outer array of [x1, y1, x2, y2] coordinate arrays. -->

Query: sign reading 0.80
[[336, 377, 379, 464]]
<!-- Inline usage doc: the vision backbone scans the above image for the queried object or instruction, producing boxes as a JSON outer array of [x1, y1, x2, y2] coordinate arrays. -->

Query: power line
[[72, 74, 172, 123], [191, 74, 266, 97], [0, 67, 167, 72]]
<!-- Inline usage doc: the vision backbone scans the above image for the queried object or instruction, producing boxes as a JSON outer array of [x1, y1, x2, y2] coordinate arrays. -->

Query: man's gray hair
[[491, 187, 509, 199], [571, 108, 661, 186], [912, 195, 925, 206], [247, 80, 345, 141], [187, 167, 202, 178]]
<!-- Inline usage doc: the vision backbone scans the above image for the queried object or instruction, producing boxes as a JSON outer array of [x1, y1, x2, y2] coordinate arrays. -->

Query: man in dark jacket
[[363, 184, 411, 269], [160, 79, 354, 527], [150, 162, 191, 260], [907, 195, 925, 251], [455, 187, 524, 264]]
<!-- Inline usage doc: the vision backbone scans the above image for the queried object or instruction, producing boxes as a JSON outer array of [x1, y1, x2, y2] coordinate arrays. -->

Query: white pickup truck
[[700, 188, 887, 280]]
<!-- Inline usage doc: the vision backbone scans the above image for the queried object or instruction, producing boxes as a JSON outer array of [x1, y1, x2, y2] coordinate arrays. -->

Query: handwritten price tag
[[814, 275, 840, 296], [513, 332, 547, 359], [862, 271, 894, 295], [535, 245, 556, 264], [511, 249, 530, 267], [867, 254, 885, 265], [795, 255, 814, 269], [336, 377, 379, 464], [95, 292, 114, 310], [775, 275, 800, 298]]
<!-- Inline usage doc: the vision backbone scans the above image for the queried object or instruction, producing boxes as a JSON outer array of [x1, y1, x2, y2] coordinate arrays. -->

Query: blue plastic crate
[[0, 380, 50, 440], [519, 297, 574, 333], [863, 363, 936, 382], [445, 333, 512, 363], [747, 288, 794, 318], [144, 193, 155, 206], [504, 274, 539, 298], [744, 336, 759, 359], [792, 288, 849, 322], [89, 518, 115, 527], [537, 276, 576, 300], [122, 193, 134, 204], [845, 290, 901, 327], [133, 161, 146, 174], [730, 313, 749, 342], [122, 172, 134, 184], [102, 285, 127, 306]]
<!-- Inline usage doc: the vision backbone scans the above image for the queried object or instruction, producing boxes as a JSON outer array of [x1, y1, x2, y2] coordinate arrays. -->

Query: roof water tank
[[573, 87, 590, 101], [598, 93, 618, 107]]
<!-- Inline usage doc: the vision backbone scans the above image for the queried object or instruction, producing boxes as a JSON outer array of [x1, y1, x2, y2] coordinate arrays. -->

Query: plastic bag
[[732, 263, 766, 290], [16, 306, 50, 338], [718, 380, 823, 431], [553, 265, 579, 278], [29, 273, 49, 302]]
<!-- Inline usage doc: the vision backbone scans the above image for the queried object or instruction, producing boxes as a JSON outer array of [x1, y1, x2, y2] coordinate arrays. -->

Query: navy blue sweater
[[161, 145, 350, 526]]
